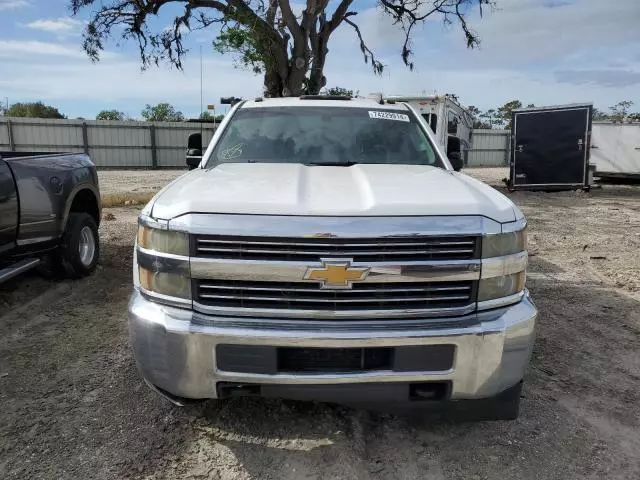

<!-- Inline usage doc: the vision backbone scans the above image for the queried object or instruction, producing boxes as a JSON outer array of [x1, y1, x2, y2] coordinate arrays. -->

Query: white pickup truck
[[129, 96, 536, 420]]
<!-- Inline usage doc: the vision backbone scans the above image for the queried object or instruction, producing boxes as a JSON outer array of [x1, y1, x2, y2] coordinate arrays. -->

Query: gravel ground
[[1, 168, 639, 479], [98, 170, 184, 196]]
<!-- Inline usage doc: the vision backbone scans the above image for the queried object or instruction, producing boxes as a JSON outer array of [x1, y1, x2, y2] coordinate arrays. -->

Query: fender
[[61, 182, 102, 235]]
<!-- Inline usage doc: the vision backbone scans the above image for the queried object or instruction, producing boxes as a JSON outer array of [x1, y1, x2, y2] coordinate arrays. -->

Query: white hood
[[151, 163, 518, 223]]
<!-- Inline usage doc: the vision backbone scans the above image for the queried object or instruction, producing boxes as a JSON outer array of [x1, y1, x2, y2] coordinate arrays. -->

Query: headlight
[[139, 266, 191, 299], [478, 272, 526, 302], [138, 225, 189, 256], [482, 228, 527, 258], [136, 221, 191, 303]]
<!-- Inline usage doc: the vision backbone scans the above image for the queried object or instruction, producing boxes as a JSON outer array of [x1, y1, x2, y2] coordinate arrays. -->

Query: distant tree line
[[468, 100, 640, 130], [2, 98, 638, 126]]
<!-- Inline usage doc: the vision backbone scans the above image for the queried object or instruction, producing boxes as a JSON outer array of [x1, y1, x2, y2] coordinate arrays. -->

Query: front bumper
[[128, 290, 537, 402]]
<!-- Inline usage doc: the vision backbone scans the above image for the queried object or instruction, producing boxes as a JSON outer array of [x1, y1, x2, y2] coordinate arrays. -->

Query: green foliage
[[96, 109, 126, 121], [592, 108, 609, 121], [467, 105, 490, 129], [609, 101, 634, 122], [479, 109, 501, 129], [141, 103, 184, 122], [199, 111, 225, 122], [6, 101, 66, 119], [213, 25, 267, 75], [497, 100, 522, 129], [321, 87, 355, 97]]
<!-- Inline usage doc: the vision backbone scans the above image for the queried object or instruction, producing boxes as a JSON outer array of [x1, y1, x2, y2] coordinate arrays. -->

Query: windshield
[[208, 106, 443, 168]]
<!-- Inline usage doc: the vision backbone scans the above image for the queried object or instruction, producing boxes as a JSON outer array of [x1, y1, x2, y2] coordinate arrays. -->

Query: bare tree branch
[[378, 0, 493, 68], [327, 0, 353, 33], [343, 17, 384, 75]]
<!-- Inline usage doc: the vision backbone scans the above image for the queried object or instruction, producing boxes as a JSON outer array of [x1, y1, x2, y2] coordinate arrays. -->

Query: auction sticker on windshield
[[368, 111, 410, 122]]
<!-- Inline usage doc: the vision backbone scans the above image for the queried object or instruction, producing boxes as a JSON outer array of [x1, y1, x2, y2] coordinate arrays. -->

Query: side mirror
[[448, 151, 463, 172], [187, 132, 202, 151], [186, 132, 203, 170], [186, 151, 202, 170]]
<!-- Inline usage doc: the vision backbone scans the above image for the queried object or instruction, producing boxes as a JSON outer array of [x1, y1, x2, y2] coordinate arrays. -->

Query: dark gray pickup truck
[[0, 152, 101, 284]]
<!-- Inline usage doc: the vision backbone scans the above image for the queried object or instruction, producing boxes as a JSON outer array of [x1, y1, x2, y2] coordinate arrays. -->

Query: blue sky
[[0, 0, 639, 119]]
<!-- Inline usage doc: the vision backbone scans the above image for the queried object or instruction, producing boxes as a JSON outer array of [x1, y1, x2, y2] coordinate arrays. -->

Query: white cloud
[[482, 0, 635, 60], [323, 0, 640, 109], [0, 40, 86, 58], [555, 69, 640, 88], [0, 0, 30, 12], [23, 17, 83, 35]]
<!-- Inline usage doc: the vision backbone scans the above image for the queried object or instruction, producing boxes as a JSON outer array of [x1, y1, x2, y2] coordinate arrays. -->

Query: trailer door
[[511, 105, 592, 189]]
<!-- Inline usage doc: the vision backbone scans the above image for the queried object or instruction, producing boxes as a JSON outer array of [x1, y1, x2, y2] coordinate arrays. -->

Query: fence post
[[149, 124, 158, 169], [82, 122, 89, 155], [7, 119, 15, 151], [505, 131, 512, 166]]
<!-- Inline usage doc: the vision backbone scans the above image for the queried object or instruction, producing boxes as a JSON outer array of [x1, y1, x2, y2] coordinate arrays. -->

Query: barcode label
[[368, 111, 410, 122]]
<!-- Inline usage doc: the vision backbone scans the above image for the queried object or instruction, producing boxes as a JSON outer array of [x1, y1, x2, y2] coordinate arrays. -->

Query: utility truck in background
[[384, 94, 474, 168]]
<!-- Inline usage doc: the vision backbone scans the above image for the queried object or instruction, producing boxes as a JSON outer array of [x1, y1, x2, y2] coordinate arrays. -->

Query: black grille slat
[[278, 347, 392, 373], [194, 235, 479, 262], [196, 280, 475, 313]]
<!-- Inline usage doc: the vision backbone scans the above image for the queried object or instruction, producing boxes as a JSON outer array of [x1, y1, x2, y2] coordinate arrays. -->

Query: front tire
[[57, 212, 100, 278]]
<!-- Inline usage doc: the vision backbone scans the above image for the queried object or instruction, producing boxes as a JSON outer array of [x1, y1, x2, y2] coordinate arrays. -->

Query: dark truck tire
[[56, 212, 100, 278]]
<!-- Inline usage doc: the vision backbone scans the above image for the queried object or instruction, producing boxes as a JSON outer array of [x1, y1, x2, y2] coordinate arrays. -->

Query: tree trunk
[[307, 43, 328, 95], [285, 61, 308, 96], [263, 68, 283, 98]]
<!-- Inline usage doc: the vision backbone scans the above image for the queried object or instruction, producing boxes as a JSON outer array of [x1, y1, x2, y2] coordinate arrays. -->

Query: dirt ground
[[1, 168, 639, 480]]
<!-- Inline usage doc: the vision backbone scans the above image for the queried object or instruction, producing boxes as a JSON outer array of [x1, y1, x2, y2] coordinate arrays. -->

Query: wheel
[[56, 212, 100, 278]]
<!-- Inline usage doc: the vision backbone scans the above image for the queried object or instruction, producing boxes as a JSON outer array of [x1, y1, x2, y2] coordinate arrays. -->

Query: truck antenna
[[200, 45, 204, 143]]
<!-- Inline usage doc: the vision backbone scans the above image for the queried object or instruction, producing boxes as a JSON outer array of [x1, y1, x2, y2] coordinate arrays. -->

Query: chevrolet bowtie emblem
[[304, 261, 370, 289]]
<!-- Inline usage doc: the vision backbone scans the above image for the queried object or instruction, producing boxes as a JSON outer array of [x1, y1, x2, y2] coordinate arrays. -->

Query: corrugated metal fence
[[1, 116, 512, 168], [466, 129, 511, 167], [0, 117, 217, 168]]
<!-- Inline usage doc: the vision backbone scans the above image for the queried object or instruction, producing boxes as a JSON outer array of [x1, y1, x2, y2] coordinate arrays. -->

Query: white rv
[[385, 95, 474, 160]]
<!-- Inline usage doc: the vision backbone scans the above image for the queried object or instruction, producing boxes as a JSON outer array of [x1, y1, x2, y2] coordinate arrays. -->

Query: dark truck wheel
[[57, 212, 100, 278]]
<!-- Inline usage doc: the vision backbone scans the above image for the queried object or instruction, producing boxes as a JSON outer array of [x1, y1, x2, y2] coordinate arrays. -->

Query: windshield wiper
[[304, 161, 359, 167]]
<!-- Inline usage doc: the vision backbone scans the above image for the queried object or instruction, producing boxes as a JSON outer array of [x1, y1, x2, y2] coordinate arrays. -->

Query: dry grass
[[101, 192, 156, 208]]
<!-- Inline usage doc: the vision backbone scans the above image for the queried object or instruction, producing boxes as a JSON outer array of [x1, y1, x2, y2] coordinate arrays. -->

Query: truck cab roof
[[240, 97, 412, 110]]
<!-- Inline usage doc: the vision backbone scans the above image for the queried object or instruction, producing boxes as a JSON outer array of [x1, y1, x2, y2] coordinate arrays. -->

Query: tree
[[467, 105, 490, 129], [322, 86, 354, 97], [592, 108, 610, 121], [479, 109, 500, 129], [199, 111, 225, 122], [71, 1, 494, 97], [141, 103, 184, 122], [96, 109, 126, 121], [497, 100, 522, 129], [609, 100, 634, 122], [6, 102, 66, 119]]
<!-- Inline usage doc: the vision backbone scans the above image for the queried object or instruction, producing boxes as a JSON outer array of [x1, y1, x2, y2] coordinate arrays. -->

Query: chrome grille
[[193, 235, 480, 262], [194, 279, 476, 318]]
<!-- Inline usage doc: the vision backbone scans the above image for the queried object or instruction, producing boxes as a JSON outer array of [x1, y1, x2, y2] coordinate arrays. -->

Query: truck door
[[511, 104, 592, 189], [0, 158, 19, 252]]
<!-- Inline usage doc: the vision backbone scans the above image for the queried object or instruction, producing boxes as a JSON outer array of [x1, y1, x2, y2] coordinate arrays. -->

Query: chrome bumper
[[128, 290, 537, 401]]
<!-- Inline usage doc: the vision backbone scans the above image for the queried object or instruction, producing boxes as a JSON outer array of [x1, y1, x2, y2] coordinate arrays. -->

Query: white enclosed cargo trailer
[[591, 122, 640, 179]]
